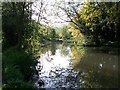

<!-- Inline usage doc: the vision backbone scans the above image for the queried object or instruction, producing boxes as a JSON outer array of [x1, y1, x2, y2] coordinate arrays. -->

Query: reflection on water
[[34, 43, 118, 88]]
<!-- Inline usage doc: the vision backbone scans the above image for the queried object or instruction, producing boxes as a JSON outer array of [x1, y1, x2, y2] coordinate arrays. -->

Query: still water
[[34, 43, 118, 88]]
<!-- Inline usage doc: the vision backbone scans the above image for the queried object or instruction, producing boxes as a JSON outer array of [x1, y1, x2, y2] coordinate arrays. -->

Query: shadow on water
[[71, 46, 118, 88], [34, 43, 119, 88]]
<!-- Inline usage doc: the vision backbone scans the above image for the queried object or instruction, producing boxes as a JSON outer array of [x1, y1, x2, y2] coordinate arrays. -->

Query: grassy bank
[[2, 48, 38, 89]]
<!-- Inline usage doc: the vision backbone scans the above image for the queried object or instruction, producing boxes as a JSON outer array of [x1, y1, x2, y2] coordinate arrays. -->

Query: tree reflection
[[70, 45, 86, 71], [35, 43, 57, 59], [36, 44, 118, 88], [71, 46, 118, 88], [59, 44, 70, 57], [50, 44, 56, 55]]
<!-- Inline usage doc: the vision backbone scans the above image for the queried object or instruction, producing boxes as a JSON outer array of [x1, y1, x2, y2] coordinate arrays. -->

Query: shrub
[[2, 48, 37, 89]]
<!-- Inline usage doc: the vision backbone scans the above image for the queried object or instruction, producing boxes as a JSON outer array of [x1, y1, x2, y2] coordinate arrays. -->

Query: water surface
[[34, 43, 118, 88]]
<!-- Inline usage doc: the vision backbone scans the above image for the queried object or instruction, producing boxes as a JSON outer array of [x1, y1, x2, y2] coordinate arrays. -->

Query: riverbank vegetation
[[1, 0, 119, 89], [2, 2, 38, 89], [55, 1, 119, 46]]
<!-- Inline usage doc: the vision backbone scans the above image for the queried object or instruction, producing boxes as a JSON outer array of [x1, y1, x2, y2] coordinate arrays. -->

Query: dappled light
[[34, 44, 118, 88], [1, 0, 119, 89]]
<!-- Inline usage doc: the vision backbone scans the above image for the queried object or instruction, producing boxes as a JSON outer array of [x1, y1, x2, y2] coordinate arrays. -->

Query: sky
[[31, 0, 84, 27]]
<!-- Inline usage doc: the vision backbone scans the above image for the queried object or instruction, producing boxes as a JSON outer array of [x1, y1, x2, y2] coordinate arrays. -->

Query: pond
[[34, 43, 118, 88]]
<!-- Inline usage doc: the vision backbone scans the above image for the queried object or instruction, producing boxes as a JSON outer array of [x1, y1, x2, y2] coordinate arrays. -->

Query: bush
[[2, 66, 23, 84], [2, 48, 37, 89], [2, 79, 36, 90]]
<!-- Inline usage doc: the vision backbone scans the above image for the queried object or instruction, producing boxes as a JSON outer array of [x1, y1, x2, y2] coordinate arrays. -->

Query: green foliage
[[2, 2, 38, 88], [2, 2, 33, 50], [69, 1, 120, 45], [2, 66, 35, 89], [80, 2, 119, 44], [2, 48, 37, 89], [58, 25, 72, 41], [23, 20, 42, 54], [23, 21, 58, 55], [2, 79, 35, 89], [3, 48, 37, 81], [3, 66, 24, 83], [68, 27, 86, 45], [47, 28, 56, 40]]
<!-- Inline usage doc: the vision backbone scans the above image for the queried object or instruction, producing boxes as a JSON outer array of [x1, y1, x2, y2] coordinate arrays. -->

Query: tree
[[79, 2, 120, 45], [55, 0, 120, 45], [66, 1, 120, 45], [2, 2, 33, 49]]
